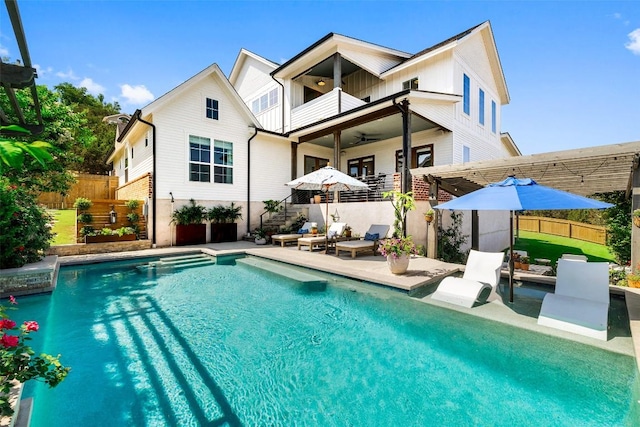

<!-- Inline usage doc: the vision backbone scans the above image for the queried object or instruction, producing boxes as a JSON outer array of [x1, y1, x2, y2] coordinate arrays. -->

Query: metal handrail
[[259, 193, 292, 230]]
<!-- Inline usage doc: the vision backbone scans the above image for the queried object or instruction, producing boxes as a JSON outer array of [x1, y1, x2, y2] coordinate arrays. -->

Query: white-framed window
[[189, 135, 211, 182], [463, 145, 470, 163], [402, 77, 419, 90], [491, 100, 497, 133], [251, 88, 279, 114], [463, 74, 470, 115], [206, 98, 219, 120], [213, 140, 233, 184], [478, 89, 485, 125]]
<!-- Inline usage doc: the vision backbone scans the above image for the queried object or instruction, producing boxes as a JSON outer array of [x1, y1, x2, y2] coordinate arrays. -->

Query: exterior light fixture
[[109, 205, 117, 224], [317, 80, 325, 86], [333, 209, 340, 222]]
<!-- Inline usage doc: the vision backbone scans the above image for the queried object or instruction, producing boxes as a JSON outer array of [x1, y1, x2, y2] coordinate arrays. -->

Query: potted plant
[[263, 200, 282, 219], [627, 264, 640, 288], [172, 199, 207, 245], [424, 208, 435, 223], [378, 236, 417, 274], [633, 209, 640, 228], [520, 255, 530, 271], [512, 253, 522, 270], [343, 225, 352, 238], [209, 202, 242, 243], [254, 228, 268, 245]]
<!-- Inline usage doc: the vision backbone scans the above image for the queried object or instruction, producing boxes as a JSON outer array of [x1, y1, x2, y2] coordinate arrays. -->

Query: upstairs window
[[463, 145, 470, 163], [213, 140, 233, 184], [206, 98, 219, 120], [251, 88, 279, 114], [491, 100, 497, 133], [402, 77, 419, 90], [189, 135, 211, 182], [463, 74, 470, 115], [478, 89, 485, 125]]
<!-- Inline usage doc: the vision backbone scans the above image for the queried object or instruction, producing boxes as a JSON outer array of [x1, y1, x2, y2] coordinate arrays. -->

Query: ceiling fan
[[353, 133, 380, 145]]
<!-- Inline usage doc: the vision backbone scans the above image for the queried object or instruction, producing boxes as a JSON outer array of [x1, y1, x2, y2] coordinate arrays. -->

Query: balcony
[[290, 88, 366, 130]]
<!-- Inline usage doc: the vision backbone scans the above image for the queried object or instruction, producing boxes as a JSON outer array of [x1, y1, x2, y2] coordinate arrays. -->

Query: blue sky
[[1, 1, 638, 155]]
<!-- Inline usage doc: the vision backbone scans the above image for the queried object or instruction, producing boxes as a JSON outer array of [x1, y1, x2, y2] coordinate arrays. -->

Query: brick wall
[[116, 173, 152, 200], [394, 173, 454, 203]]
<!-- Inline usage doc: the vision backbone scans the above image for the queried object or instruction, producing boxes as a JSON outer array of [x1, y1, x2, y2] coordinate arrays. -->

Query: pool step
[[236, 257, 327, 287], [140, 254, 215, 271]]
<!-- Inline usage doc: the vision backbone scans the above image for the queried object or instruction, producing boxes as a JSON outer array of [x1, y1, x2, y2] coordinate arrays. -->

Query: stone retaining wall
[[0, 256, 58, 298], [47, 240, 152, 256]]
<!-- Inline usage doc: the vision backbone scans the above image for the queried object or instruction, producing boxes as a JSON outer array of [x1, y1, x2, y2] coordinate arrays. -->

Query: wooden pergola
[[411, 141, 640, 264]]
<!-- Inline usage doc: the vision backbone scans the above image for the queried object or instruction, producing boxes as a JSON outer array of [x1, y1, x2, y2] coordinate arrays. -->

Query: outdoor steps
[[235, 257, 327, 290], [138, 254, 215, 272], [262, 204, 307, 230]]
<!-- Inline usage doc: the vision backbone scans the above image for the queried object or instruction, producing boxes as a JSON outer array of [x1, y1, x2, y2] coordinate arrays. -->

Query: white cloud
[[625, 28, 640, 55], [0, 45, 8, 57], [119, 84, 154, 105], [613, 12, 622, 19], [33, 64, 53, 78], [79, 77, 105, 95], [56, 68, 79, 80]]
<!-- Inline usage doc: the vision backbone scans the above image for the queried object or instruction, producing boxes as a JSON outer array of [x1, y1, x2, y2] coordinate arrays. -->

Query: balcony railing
[[290, 88, 366, 129], [291, 173, 395, 204]]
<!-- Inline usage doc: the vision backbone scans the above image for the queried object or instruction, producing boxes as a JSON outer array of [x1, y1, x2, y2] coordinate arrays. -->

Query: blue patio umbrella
[[434, 177, 613, 302]]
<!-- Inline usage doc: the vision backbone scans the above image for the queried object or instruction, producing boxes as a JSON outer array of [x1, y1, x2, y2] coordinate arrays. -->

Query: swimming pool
[[21, 255, 639, 426]]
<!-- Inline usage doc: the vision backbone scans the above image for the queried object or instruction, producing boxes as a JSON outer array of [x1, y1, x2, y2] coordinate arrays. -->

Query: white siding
[[250, 134, 291, 201], [291, 89, 341, 129], [340, 47, 404, 76], [233, 56, 277, 101], [152, 72, 254, 202]]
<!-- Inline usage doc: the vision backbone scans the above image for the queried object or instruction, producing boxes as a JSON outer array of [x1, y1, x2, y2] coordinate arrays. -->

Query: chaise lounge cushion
[[430, 250, 505, 308], [335, 225, 390, 258], [537, 259, 609, 341]]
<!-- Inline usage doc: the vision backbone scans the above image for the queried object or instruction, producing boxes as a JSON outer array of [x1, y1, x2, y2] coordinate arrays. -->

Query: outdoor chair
[[271, 222, 313, 247], [431, 250, 505, 308], [537, 259, 609, 341], [334, 224, 390, 258], [297, 223, 346, 251]]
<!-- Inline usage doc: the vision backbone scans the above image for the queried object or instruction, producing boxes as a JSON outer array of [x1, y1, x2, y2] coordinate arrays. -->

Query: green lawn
[[512, 230, 615, 264], [48, 209, 77, 245]]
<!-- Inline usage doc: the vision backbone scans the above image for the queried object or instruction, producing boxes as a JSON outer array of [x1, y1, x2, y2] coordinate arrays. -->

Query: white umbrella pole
[[325, 191, 329, 254], [509, 210, 514, 303]]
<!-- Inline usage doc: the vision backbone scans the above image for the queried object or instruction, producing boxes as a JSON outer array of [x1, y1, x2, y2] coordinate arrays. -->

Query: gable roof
[[271, 32, 411, 79], [117, 63, 262, 143], [381, 21, 509, 104], [229, 48, 279, 86]]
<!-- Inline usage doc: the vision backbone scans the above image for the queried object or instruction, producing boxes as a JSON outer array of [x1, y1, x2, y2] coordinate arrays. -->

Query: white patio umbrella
[[286, 165, 369, 252]]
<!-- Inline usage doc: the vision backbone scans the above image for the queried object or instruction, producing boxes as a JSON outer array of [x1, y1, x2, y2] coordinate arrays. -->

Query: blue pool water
[[19, 256, 639, 426]]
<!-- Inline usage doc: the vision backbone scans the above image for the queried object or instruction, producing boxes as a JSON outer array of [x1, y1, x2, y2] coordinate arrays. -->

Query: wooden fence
[[38, 173, 118, 209], [517, 216, 607, 245], [75, 199, 146, 242]]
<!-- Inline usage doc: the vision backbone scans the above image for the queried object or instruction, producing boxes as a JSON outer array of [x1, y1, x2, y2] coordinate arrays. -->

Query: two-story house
[[108, 21, 519, 249]]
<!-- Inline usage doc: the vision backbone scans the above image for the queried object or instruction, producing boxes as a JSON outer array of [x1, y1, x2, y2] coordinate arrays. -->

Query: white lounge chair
[[297, 223, 346, 251], [334, 224, 390, 258], [271, 222, 313, 247], [537, 259, 609, 341], [561, 253, 588, 262], [431, 250, 505, 308]]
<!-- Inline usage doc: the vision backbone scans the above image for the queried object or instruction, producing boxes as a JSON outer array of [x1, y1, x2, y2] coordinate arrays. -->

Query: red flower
[[23, 321, 39, 332], [0, 319, 16, 330], [9, 295, 17, 305], [1, 334, 19, 348], [17, 246, 24, 252]]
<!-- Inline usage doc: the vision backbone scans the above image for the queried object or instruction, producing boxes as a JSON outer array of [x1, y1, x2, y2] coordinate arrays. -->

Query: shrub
[[125, 200, 139, 210], [0, 295, 70, 417], [72, 197, 92, 211], [0, 179, 54, 269], [208, 202, 242, 223], [437, 211, 468, 264], [79, 225, 95, 237], [126, 212, 139, 223], [77, 213, 93, 224], [171, 199, 206, 225]]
